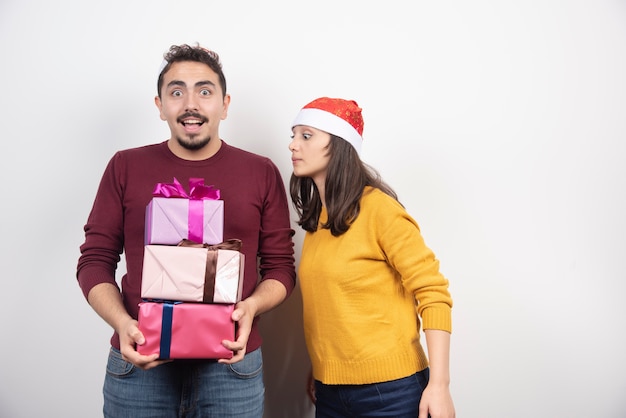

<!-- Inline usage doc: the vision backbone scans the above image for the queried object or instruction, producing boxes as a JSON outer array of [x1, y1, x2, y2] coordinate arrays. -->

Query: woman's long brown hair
[[290, 135, 399, 236]]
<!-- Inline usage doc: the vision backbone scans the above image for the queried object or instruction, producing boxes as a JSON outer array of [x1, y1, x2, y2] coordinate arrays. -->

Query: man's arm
[[218, 278, 287, 364], [87, 282, 165, 370]]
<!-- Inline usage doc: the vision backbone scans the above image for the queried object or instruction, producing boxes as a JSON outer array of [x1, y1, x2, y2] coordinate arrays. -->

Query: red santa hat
[[292, 97, 364, 154]]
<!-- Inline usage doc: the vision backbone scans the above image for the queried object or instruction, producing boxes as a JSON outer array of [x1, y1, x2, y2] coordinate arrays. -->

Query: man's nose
[[184, 95, 199, 112]]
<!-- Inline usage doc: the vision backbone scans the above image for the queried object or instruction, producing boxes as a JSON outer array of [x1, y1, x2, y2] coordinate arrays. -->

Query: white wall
[[1, 1, 625, 417]]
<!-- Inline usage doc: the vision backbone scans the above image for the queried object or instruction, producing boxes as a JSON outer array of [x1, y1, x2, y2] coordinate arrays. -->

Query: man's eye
[[172, 90, 182, 97], [200, 89, 210, 96]]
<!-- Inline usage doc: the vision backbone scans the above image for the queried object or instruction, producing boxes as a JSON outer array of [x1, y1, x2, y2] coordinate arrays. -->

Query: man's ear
[[221, 94, 231, 120], [155, 96, 166, 121]]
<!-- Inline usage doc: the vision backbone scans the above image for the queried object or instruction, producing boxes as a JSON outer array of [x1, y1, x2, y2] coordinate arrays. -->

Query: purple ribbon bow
[[152, 178, 221, 244]]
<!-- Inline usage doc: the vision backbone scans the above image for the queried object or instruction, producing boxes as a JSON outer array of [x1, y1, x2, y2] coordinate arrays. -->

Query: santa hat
[[292, 97, 364, 154]]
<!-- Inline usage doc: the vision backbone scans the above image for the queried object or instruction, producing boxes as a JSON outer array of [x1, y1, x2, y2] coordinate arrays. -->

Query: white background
[[1, 1, 625, 417]]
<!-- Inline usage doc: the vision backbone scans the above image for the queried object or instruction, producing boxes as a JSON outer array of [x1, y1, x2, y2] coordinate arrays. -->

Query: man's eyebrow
[[195, 80, 216, 88], [165, 80, 216, 89], [166, 80, 186, 89]]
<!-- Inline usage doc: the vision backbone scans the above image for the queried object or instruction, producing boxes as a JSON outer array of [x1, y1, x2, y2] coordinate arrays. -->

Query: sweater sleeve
[[76, 152, 125, 300], [374, 193, 453, 333], [256, 159, 296, 297]]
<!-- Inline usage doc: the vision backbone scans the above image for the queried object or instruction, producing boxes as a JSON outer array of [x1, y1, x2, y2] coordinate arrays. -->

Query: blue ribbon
[[159, 302, 176, 359]]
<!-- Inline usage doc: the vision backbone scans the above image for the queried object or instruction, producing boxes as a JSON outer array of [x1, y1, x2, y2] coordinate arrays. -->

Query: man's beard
[[175, 112, 211, 150], [176, 134, 212, 151]]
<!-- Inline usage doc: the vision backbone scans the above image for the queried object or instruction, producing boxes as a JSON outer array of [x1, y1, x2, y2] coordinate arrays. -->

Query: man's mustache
[[177, 113, 208, 123]]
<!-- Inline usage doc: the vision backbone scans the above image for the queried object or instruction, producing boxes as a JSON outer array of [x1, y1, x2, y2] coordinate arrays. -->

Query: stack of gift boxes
[[137, 178, 244, 360]]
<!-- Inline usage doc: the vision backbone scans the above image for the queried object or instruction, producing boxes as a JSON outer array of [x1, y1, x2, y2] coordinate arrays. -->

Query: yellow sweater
[[299, 187, 453, 385]]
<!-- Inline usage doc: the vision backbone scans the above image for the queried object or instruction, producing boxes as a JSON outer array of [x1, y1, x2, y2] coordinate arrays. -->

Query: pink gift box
[[141, 240, 245, 304], [137, 301, 235, 359], [145, 197, 224, 245]]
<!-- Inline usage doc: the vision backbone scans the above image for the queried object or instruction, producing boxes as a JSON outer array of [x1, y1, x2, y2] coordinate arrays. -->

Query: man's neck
[[167, 138, 222, 161]]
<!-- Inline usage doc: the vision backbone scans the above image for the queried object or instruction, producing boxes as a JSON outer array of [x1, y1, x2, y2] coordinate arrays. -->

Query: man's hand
[[218, 299, 256, 364], [118, 316, 170, 370]]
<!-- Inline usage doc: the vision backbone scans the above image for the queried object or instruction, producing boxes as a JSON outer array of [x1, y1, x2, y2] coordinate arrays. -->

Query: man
[[76, 44, 296, 417]]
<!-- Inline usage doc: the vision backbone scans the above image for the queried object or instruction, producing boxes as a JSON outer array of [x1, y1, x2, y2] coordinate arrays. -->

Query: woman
[[289, 97, 456, 418]]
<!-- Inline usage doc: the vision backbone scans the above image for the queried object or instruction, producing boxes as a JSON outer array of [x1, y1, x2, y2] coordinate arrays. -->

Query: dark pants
[[314, 368, 430, 418]]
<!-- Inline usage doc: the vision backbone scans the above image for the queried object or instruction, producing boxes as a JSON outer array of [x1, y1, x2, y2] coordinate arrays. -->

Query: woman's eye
[[303, 133, 312, 140]]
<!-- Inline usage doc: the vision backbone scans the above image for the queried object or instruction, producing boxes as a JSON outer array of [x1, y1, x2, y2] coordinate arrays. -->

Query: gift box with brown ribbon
[[141, 239, 245, 304]]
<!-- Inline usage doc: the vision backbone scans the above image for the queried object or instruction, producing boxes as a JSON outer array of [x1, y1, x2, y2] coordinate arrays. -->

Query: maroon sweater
[[77, 140, 296, 352]]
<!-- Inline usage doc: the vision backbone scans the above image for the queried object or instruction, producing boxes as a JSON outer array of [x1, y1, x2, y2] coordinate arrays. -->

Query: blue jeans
[[103, 347, 264, 418], [314, 368, 430, 418]]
